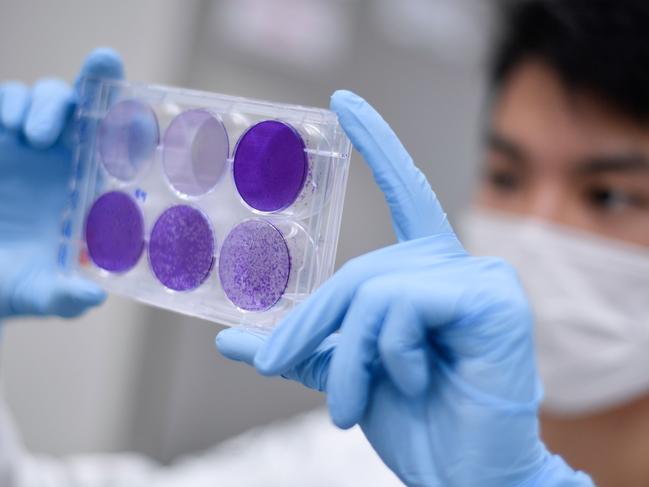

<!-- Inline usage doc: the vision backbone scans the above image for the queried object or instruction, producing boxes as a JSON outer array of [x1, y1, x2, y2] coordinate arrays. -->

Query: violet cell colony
[[162, 109, 229, 197], [149, 205, 215, 291], [219, 220, 291, 311], [97, 99, 159, 181], [233, 120, 308, 212], [85, 191, 145, 272]]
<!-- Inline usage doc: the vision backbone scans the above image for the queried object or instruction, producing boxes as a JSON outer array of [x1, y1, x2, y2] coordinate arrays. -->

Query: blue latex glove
[[217, 91, 594, 486], [0, 48, 123, 319]]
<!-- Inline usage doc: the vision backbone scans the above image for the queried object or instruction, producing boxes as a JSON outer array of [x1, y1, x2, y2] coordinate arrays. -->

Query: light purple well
[[233, 120, 308, 212], [97, 99, 159, 181], [85, 191, 145, 272], [219, 219, 290, 311], [149, 205, 215, 291], [162, 109, 229, 197]]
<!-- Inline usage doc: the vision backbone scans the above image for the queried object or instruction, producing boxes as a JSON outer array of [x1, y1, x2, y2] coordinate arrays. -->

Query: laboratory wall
[[0, 0, 492, 462]]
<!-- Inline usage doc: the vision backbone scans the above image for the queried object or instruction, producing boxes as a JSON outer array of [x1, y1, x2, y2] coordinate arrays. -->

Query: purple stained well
[[233, 120, 308, 212], [219, 219, 290, 311], [85, 191, 145, 272], [149, 205, 215, 291], [97, 99, 159, 181], [162, 109, 229, 197]]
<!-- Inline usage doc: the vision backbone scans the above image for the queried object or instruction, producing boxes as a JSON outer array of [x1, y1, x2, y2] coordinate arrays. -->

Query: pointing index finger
[[330, 90, 454, 241]]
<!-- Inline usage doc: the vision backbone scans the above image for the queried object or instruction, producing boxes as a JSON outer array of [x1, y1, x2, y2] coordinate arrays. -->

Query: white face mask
[[459, 208, 649, 415]]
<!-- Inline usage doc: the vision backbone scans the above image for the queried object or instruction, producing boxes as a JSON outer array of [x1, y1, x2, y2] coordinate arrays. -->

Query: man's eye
[[585, 186, 646, 212], [485, 169, 521, 192]]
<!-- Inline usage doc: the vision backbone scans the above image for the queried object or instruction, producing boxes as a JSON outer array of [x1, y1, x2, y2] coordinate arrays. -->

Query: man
[[463, 1, 649, 485]]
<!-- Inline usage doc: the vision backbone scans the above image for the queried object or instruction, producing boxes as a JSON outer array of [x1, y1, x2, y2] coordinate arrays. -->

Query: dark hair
[[492, 0, 649, 123]]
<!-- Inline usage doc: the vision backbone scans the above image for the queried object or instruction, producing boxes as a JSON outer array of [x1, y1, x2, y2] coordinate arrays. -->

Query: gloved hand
[[217, 91, 594, 486], [0, 48, 123, 319]]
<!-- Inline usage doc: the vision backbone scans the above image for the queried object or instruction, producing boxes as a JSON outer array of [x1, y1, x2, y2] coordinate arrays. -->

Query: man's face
[[476, 60, 649, 247]]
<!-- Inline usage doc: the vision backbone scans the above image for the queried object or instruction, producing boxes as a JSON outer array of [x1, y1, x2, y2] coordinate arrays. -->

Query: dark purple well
[[85, 191, 145, 272], [162, 109, 229, 197], [149, 205, 215, 291], [97, 99, 159, 181], [233, 120, 308, 212], [219, 219, 290, 311]]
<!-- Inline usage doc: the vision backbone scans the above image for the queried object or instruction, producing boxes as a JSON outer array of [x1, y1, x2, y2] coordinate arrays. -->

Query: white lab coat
[[0, 399, 402, 486]]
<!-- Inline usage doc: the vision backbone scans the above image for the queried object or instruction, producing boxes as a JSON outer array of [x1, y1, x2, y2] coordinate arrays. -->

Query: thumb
[[216, 327, 267, 365], [12, 274, 106, 318], [74, 47, 125, 108], [67, 47, 125, 158], [216, 328, 335, 392]]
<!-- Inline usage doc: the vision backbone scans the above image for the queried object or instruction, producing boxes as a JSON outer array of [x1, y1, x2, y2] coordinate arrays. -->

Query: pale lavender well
[[97, 99, 159, 181], [162, 109, 229, 197], [149, 205, 215, 291], [233, 120, 308, 212], [85, 191, 144, 272], [219, 219, 290, 311]]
